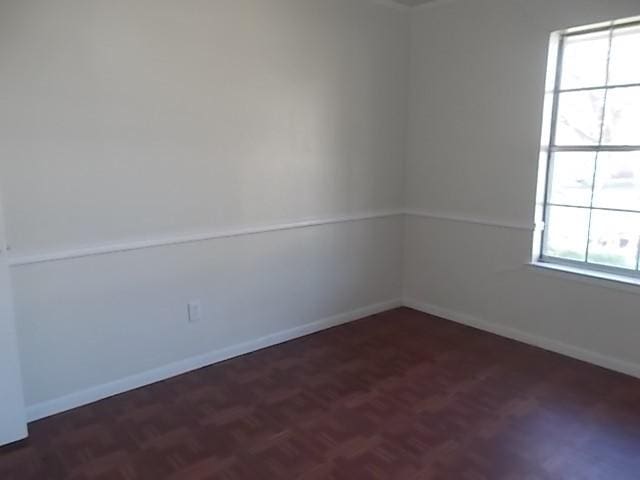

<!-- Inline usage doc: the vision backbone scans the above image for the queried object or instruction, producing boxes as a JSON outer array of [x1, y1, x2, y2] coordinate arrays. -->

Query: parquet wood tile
[[2, 307, 640, 479]]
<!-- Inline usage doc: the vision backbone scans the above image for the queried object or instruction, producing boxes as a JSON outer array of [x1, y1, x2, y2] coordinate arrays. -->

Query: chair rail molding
[[9, 210, 404, 267], [404, 209, 534, 231]]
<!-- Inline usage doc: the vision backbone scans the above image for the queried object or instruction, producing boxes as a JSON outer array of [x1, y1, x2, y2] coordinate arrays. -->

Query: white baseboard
[[26, 299, 401, 422], [403, 298, 640, 380], [28, 296, 638, 423]]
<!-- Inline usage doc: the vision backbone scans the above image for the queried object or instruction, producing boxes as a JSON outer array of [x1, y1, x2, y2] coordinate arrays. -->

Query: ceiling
[[389, 0, 436, 6]]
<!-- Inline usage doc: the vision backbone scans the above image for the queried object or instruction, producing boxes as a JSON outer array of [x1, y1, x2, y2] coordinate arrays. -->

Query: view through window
[[540, 18, 640, 276]]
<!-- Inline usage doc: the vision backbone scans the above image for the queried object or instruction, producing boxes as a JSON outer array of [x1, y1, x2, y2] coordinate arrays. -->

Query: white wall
[[0, 199, 27, 444], [15, 217, 402, 410], [405, 0, 640, 376], [7, 0, 640, 422], [0, 0, 408, 413], [0, 0, 408, 254]]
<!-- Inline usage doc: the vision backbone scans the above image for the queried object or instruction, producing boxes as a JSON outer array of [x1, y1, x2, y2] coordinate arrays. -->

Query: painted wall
[[15, 217, 402, 412], [0, 0, 408, 254], [0, 0, 408, 413], [6, 0, 640, 422], [0, 199, 27, 444], [405, 0, 640, 376]]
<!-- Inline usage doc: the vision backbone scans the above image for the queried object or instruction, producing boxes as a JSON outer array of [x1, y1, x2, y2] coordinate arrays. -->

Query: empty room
[[2, 0, 640, 478]]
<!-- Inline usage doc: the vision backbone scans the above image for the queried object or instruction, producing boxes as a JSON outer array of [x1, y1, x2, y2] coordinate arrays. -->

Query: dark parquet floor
[[2, 307, 640, 479]]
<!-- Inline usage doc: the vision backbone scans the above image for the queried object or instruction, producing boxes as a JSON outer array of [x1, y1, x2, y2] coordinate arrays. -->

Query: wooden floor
[[2, 308, 640, 480]]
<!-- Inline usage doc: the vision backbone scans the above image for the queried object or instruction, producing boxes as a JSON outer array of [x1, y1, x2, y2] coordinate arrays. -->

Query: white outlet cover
[[187, 301, 203, 323]]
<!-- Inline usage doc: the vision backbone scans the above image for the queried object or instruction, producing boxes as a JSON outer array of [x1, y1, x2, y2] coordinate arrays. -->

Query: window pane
[[548, 152, 595, 207], [560, 31, 610, 89], [543, 206, 589, 261], [587, 210, 640, 269], [602, 86, 640, 145], [593, 152, 640, 211], [609, 25, 640, 86], [555, 91, 604, 146]]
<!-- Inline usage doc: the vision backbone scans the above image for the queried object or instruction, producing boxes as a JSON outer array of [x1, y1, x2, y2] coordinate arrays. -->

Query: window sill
[[527, 261, 640, 295]]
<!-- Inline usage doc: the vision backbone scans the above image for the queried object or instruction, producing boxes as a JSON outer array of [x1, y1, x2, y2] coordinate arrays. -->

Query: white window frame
[[534, 17, 640, 280]]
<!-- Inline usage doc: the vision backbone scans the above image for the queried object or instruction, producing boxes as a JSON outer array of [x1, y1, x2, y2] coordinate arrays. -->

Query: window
[[537, 17, 640, 278]]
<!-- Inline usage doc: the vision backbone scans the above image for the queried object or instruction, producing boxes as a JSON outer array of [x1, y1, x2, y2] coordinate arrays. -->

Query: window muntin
[[540, 19, 640, 277]]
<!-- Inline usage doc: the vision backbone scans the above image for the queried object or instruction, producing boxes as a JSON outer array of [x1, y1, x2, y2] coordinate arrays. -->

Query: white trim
[[24, 295, 640, 421], [403, 298, 640, 380], [371, 0, 449, 9], [412, 0, 458, 11], [405, 209, 533, 231], [9, 210, 403, 267], [528, 262, 640, 295], [369, 0, 411, 11], [8, 210, 536, 267], [26, 299, 401, 422]]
